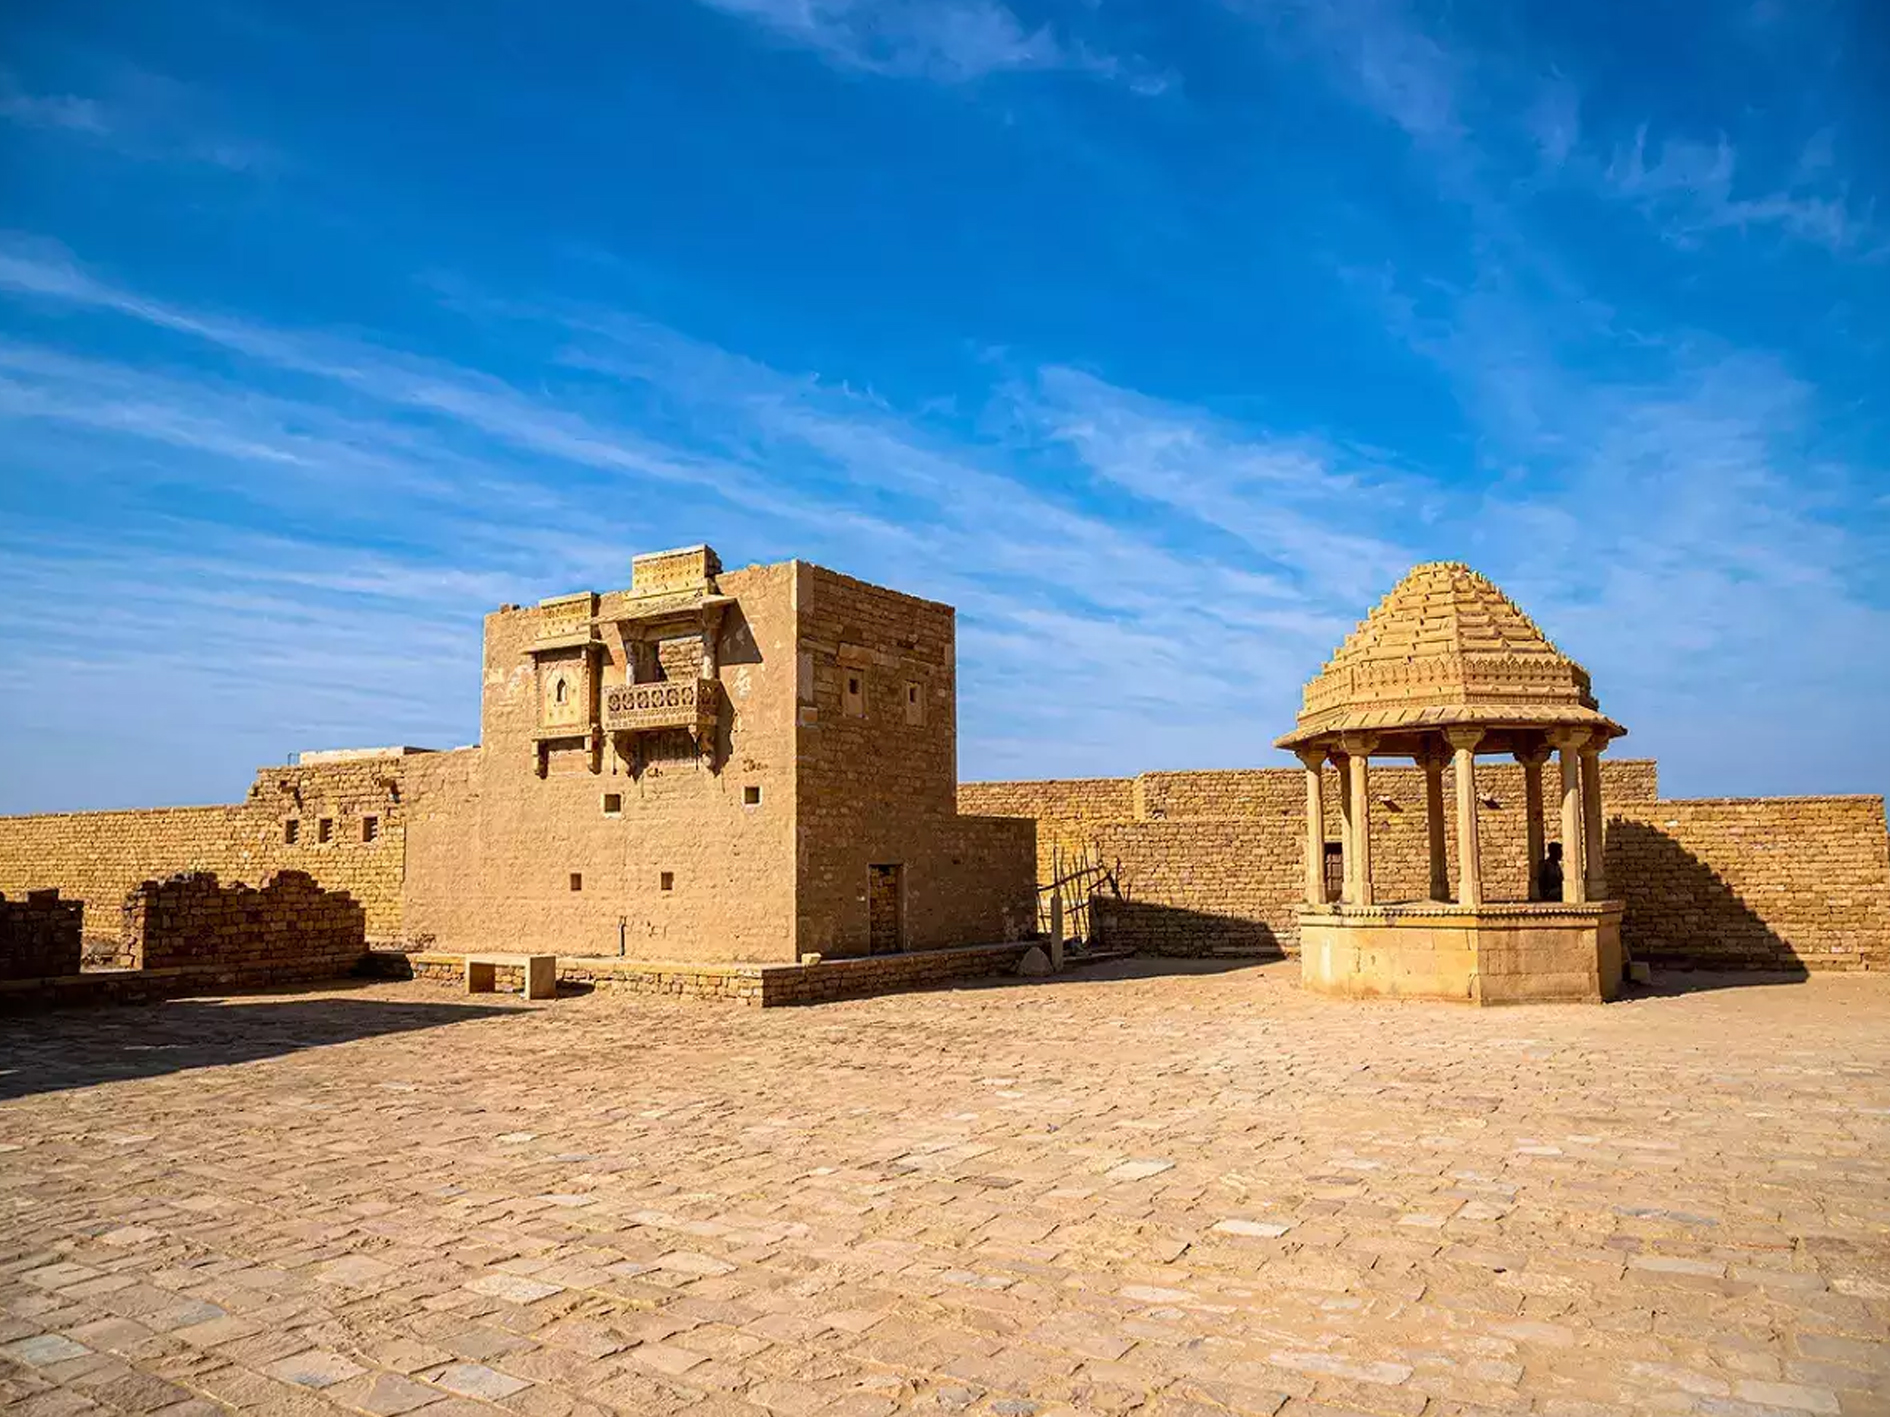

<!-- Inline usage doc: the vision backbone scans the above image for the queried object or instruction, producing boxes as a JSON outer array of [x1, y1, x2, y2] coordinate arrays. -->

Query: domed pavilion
[[1275, 562, 1627, 1004]]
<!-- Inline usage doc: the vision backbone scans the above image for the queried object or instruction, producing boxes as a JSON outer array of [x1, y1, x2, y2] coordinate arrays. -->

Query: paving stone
[[0, 1335, 92, 1367], [464, 1272, 566, 1304], [0, 970, 1886, 1417], [266, 1348, 367, 1388], [1105, 1160, 1175, 1183], [351, 1370, 446, 1415], [1212, 1218, 1293, 1239], [431, 1360, 532, 1400]]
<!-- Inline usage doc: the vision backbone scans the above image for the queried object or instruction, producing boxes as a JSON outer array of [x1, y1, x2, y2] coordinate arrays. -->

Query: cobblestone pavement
[[3, 960, 1888, 1417]]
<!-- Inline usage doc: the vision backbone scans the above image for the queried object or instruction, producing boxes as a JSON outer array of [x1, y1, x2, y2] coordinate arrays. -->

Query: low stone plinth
[[367, 941, 1041, 1006], [1299, 901, 1625, 1005]]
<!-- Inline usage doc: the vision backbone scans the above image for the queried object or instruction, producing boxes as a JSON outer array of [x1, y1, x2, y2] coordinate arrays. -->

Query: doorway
[[1323, 841, 1345, 902], [868, 864, 904, 955]]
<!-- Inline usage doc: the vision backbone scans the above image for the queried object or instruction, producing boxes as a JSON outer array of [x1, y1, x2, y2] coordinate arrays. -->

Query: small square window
[[362, 815, 379, 843], [743, 785, 762, 806], [844, 673, 865, 717], [660, 871, 675, 892], [603, 792, 623, 815], [317, 818, 333, 844], [283, 819, 300, 845], [904, 680, 924, 725], [569, 872, 583, 892]]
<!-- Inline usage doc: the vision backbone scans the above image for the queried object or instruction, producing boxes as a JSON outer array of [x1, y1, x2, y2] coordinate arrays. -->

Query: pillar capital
[[1293, 747, 1329, 772], [1546, 726, 1593, 753], [1442, 726, 1485, 753], [1514, 741, 1553, 768], [1336, 732, 1379, 758]]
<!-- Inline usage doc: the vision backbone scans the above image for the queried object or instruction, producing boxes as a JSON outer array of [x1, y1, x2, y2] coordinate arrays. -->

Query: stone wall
[[958, 778, 1140, 887], [0, 757, 408, 942], [972, 762, 1889, 971], [971, 761, 1658, 956], [0, 889, 83, 981], [795, 566, 1036, 956], [124, 869, 368, 976], [1608, 796, 1890, 971]]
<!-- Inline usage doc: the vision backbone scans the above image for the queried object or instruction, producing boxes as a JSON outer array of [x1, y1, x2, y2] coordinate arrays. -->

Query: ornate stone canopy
[[1274, 561, 1624, 758], [1283, 562, 1630, 1004]]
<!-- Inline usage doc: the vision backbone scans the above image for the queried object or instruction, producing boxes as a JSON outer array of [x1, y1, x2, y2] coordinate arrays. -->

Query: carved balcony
[[603, 677, 723, 741]]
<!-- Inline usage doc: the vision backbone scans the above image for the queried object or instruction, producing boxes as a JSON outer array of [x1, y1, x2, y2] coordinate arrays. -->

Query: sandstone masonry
[[0, 547, 1035, 971], [963, 762, 1890, 971], [0, 890, 83, 982], [124, 870, 368, 976]]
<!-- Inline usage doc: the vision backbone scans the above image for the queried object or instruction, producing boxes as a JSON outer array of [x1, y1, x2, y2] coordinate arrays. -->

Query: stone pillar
[[1340, 735, 1378, 907], [1420, 742, 1449, 902], [1444, 728, 1484, 907], [1581, 740, 1607, 900], [1331, 750, 1354, 904], [1296, 748, 1330, 906], [1550, 729, 1589, 904], [1517, 744, 1551, 901]]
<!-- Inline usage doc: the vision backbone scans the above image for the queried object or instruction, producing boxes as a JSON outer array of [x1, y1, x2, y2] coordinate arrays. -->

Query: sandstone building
[[0, 547, 1037, 964], [3, 548, 1886, 991]]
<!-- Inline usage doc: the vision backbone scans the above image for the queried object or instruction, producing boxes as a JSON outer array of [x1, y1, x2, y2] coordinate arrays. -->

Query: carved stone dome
[[1274, 562, 1624, 753]]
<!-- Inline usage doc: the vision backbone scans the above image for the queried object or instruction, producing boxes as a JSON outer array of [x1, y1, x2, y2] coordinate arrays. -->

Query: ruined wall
[[796, 565, 1035, 956], [0, 890, 83, 981], [1608, 796, 1890, 971], [124, 869, 367, 976], [0, 758, 409, 942], [401, 563, 802, 961]]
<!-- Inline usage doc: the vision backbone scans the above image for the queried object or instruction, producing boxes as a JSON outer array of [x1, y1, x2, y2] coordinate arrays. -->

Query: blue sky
[[2, 0, 1887, 813]]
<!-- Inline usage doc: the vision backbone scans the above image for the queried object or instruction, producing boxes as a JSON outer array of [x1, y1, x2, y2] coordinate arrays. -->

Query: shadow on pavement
[[0, 986, 519, 1101]]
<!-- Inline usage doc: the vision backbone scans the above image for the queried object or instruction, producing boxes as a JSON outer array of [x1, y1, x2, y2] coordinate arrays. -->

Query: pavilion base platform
[[1299, 901, 1625, 1005]]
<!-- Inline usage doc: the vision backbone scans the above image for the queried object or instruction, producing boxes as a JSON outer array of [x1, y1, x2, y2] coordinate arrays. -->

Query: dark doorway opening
[[1323, 841, 1345, 901], [868, 864, 904, 955]]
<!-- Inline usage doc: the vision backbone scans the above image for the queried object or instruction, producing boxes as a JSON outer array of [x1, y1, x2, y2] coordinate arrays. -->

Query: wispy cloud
[[0, 82, 110, 135], [695, 0, 1167, 90], [1231, 0, 1461, 143], [0, 242, 1366, 806], [0, 68, 274, 172], [4, 222, 1886, 809], [1223, 0, 1890, 795], [1603, 125, 1877, 255]]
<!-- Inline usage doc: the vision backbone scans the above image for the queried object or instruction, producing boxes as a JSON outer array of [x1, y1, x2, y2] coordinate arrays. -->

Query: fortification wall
[[0, 890, 84, 981], [958, 778, 1139, 887], [0, 759, 408, 941], [960, 761, 1890, 974], [970, 761, 1659, 954], [1608, 796, 1890, 971]]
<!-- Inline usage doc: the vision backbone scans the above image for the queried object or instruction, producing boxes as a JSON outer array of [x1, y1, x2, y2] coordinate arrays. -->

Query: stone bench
[[465, 954, 557, 1000]]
